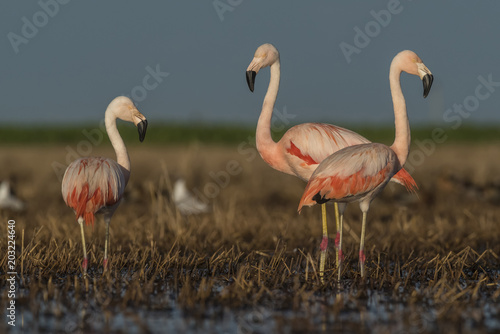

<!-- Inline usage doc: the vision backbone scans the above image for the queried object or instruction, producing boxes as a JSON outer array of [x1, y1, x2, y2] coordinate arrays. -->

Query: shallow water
[[3, 277, 499, 334]]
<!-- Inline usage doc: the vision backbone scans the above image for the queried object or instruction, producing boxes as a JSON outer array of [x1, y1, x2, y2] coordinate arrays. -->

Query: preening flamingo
[[298, 50, 433, 279], [245, 43, 417, 279], [61, 96, 148, 275]]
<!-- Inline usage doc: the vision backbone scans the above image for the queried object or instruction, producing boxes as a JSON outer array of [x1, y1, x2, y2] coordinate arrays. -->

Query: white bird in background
[[172, 179, 210, 215], [0, 180, 25, 211]]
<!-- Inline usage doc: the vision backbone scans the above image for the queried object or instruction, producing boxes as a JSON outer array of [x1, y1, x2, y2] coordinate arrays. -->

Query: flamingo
[[245, 43, 417, 279], [298, 50, 433, 279], [61, 96, 148, 275]]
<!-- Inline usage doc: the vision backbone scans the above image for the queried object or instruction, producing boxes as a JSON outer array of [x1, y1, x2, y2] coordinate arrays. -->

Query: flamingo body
[[62, 157, 125, 226], [264, 122, 416, 191], [298, 143, 399, 209], [272, 123, 370, 180]]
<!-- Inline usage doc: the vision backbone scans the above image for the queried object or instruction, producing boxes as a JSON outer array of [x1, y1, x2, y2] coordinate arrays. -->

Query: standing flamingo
[[246, 43, 417, 279], [61, 96, 148, 275], [298, 50, 433, 279]]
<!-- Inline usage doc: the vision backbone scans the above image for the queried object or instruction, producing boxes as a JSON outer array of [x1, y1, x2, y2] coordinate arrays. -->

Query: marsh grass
[[2, 124, 500, 145], [0, 143, 499, 333]]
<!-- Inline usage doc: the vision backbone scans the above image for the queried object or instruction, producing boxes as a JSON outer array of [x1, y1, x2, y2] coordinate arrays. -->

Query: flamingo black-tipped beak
[[137, 119, 148, 142], [422, 74, 433, 98], [246, 70, 256, 92]]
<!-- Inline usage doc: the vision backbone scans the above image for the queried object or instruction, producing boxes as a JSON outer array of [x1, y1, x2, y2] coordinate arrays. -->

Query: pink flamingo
[[298, 50, 433, 279], [246, 43, 417, 278], [61, 96, 148, 275]]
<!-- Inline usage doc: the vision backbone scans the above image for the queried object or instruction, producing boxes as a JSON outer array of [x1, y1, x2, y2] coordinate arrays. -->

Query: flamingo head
[[246, 43, 280, 92], [394, 50, 434, 98], [108, 96, 148, 142]]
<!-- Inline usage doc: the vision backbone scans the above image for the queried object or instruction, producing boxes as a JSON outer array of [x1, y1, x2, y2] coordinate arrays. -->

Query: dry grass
[[1, 143, 499, 333]]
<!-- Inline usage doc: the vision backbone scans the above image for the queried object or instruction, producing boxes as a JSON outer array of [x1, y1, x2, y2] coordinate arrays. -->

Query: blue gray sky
[[1, 1, 499, 126]]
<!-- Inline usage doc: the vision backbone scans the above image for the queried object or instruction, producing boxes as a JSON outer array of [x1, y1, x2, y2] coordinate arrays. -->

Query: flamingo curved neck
[[389, 63, 410, 167], [256, 61, 280, 159], [105, 111, 131, 183]]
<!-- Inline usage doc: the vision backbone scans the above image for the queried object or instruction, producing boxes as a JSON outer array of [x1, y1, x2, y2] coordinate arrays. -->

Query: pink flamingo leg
[[334, 232, 340, 252], [319, 204, 328, 282], [359, 211, 367, 278], [336, 203, 346, 281], [78, 218, 88, 277], [103, 218, 110, 272], [320, 236, 328, 251], [82, 258, 88, 271], [334, 203, 341, 269], [359, 251, 366, 266], [337, 213, 344, 281]]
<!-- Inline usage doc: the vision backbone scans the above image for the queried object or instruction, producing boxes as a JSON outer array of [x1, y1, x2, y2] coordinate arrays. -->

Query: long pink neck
[[389, 60, 410, 167], [256, 60, 280, 159], [105, 110, 131, 184]]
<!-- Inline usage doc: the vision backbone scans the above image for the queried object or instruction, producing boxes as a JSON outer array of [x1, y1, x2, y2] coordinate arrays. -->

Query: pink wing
[[298, 143, 399, 211], [279, 123, 370, 180], [284, 123, 370, 164], [62, 157, 125, 225]]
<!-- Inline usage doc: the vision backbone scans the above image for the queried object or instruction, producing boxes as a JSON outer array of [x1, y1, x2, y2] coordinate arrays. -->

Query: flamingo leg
[[359, 211, 367, 278], [103, 218, 110, 272], [334, 202, 340, 269], [319, 203, 328, 282], [337, 212, 344, 281], [78, 218, 88, 277]]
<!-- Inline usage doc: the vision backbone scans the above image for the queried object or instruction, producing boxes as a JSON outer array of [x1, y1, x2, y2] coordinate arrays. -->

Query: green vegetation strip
[[0, 124, 499, 145]]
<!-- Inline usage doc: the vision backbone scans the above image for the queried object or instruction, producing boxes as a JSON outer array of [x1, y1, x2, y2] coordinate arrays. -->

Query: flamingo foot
[[320, 236, 328, 252]]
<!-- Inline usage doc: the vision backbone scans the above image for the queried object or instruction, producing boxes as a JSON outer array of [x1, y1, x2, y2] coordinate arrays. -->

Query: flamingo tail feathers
[[298, 177, 327, 213], [69, 183, 96, 226], [391, 168, 418, 194]]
